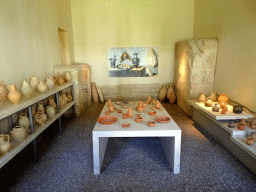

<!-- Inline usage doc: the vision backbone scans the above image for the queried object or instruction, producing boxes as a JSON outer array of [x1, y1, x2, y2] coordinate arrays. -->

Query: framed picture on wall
[[108, 47, 158, 77]]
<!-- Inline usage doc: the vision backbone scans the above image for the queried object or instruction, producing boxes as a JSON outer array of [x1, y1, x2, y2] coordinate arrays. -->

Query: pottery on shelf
[[34, 112, 47, 125], [246, 137, 254, 145], [218, 93, 228, 103], [240, 119, 246, 125], [209, 91, 217, 102], [7, 84, 22, 105], [107, 99, 112, 108], [36, 81, 48, 93], [37, 101, 45, 113], [158, 84, 167, 102], [228, 121, 235, 128], [204, 97, 213, 107], [169, 93, 176, 104], [64, 71, 72, 82], [46, 77, 54, 90], [18, 113, 30, 134], [10, 126, 26, 142], [46, 106, 55, 118], [198, 92, 206, 103], [127, 108, 133, 117], [212, 103, 219, 112], [21, 80, 33, 97], [61, 93, 68, 105], [167, 83, 174, 99], [67, 93, 72, 102], [0, 134, 11, 154], [233, 105, 243, 114], [238, 123, 245, 130], [48, 97, 57, 112], [57, 74, 65, 85], [30, 76, 39, 91], [48, 75, 56, 85], [0, 81, 9, 102], [59, 94, 66, 109], [109, 104, 114, 113]]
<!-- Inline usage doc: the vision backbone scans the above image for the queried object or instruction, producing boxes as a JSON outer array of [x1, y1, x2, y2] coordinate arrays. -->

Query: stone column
[[174, 38, 218, 115]]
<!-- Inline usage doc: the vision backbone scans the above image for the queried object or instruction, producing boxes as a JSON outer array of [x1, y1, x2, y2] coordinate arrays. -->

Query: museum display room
[[0, 0, 255, 191]]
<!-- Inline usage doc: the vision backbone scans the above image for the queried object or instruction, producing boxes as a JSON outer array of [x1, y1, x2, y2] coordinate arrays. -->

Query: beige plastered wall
[[0, 0, 74, 88], [71, 0, 194, 86], [193, 0, 256, 111]]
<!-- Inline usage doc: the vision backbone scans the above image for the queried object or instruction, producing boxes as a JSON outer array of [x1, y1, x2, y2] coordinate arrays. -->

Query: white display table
[[92, 102, 182, 175]]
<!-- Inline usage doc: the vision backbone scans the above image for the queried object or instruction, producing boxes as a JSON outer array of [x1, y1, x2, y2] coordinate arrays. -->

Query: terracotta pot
[[61, 93, 68, 105], [117, 110, 122, 114], [148, 121, 156, 127], [158, 84, 167, 102], [109, 104, 114, 113], [136, 102, 145, 112], [209, 91, 217, 102], [64, 71, 72, 82], [233, 105, 243, 114], [97, 116, 117, 125], [228, 121, 235, 128], [48, 97, 57, 112], [37, 101, 45, 113], [18, 113, 30, 134], [21, 80, 33, 97], [149, 111, 157, 116], [238, 123, 245, 130], [30, 76, 39, 91], [218, 93, 228, 103], [67, 93, 72, 102], [122, 123, 130, 128], [34, 112, 47, 125], [46, 106, 55, 118], [221, 109, 227, 114], [36, 81, 48, 93], [107, 99, 112, 108], [127, 108, 133, 117], [7, 84, 22, 105], [198, 92, 206, 102], [46, 77, 54, 90], [135, 117, 143, 123], [146, 96, 152, 104], [11, 126, 26, 142], [123, 113, 128, 119], [137, 114, 141, 118], [212, 104, 219, 112], [57, 74, 65, 85], [169, 93, 176, 104], [0, 134, 11, 154], [205, 97, 213, 107], [219, 102, 227, 109], [155, 100, 161, 109], [91, 82, 99, 102], [246, 137, 254, 145], [105, 111, 110, 115], [0, 81, 9, 102], [59, 94, 66, 108]]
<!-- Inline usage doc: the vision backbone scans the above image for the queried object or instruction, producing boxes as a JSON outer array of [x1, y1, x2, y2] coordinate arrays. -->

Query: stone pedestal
[[174, 38, 218, 115]]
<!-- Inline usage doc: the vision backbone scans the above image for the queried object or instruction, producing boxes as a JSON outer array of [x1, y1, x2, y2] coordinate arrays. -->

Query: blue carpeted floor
[[1, 102, 255, 191]]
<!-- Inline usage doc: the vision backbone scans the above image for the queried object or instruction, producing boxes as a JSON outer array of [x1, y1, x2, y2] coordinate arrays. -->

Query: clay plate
[[155, 116, 170, 123], [98, 116, 118, 125]]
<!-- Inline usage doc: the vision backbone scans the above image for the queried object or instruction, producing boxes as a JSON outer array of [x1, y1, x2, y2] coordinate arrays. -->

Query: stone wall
[[174, 38, 218, 115], [100, 84, 162, 101]]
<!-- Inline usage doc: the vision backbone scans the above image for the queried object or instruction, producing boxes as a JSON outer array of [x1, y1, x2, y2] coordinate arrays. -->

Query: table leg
[[93, 135, 109, 175], [160, 134, 181, 174]]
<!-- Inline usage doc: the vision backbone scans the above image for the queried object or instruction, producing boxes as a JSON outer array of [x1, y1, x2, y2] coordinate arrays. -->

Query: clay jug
[[91, 82, 99, 102], [37, 101, 45, 113], [64, 71, 72, 82], [61, 93, 68, 105], [0, 134, 11, 154], [48, 75, 56, 84], [109, 104, 114, 113], [7, 84, 22, 105], [218, 93, 228, 103], [21, 80, 33, 97], [36, 81, 48, 93], [30, 76, 39, 91], [167, 83, 174, 99], [34, 112, 47, 125], [107, 99, 112, 108], [59, 94, 66, 108], [18, 113, 30, 134], [155, 100, 161, 109], [146, 96, 152, 104], [67, 93, 72, 102], [169, 93, 176, 104], [127, 107, 133, 117], [48, 96, 57, 112], [57, 74, 65, 85], [198, 92, 206, 102], [158, 84, 167, 102], [209, 91, 217, 102], [212, 103, 219, 112], [46, 106, 55, 118], [205, 97, 213, 107], [0, 81, 9, 102], [10, 126, 26, 142], [46, 77, 54, 90]]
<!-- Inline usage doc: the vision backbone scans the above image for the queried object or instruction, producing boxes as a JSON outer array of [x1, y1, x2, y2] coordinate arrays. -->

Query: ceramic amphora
[[30, 76, 39, 91], [67, 93, 72, 102], [0, 134, 11, 154], [46, 77, 54, 90], [158, 84, 167, 102], [46, 106, 55, 118], [109, 104, 114, 113], [155, 100, 161, 109], [64, 71, 72, 82], [218, 93, 228, 103], [169, 93, 176, 104], [21, 80, 33, 97], [34, 112, 47, 125], [48, 97, 57, 112], [198, 92, 206, 103], [209, 91, 217, 102], [59, 94, 66, 108], [11, 126, 26, 142], [204, 97, 213, 107], [7, 85, 22, 105], [36, 81, 48, 93], [37, 101, 45, 113], [57, 74, 65, 85], [61, 93, 68, 105], [0, 81, 9, 102], [18, 113, 30, 134]]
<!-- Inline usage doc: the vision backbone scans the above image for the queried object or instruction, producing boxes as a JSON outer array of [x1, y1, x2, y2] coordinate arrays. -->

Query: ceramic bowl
[[149, 111, 157, 116], [117, 110, 122, 114], [105, 111, 110, 115], [152, 107, 156, 110], [123, 113, 128, 119], [148, 121, 156, 127], [122, 123, 130, 128], [135, 117, 143, 123], [98, 116, 117, 125]]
